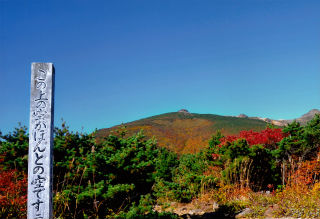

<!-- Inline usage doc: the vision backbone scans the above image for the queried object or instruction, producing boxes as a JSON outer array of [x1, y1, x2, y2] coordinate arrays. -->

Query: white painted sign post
[[28, 63, 55, 219]]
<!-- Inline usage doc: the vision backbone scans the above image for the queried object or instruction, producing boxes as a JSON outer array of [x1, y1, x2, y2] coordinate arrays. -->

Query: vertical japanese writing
[[32, 70, 47, 219], [28, 63, 54, 219]]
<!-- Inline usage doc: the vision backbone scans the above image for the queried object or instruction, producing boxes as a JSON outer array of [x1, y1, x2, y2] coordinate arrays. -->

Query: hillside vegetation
[[96, 112, 269, 154]]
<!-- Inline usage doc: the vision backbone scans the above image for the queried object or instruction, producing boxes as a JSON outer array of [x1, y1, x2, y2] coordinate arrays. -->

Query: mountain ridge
[[250, 109, 320, 126]]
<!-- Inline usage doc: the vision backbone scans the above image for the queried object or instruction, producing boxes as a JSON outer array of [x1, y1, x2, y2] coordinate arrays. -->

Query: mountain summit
[[178, 109, 191, 114], [296, 109, 320, 124], [237, 114, 249, 118]]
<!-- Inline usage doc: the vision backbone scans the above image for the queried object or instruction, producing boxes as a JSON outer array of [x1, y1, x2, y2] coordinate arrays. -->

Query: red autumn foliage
[[218, 127, 286, 148], [0, 154, 27, 218], [212, 153, 220, 160]]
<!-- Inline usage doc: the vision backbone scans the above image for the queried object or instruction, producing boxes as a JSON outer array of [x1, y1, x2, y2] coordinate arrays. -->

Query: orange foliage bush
[[273, 155, 320, 218], [289, 158, 320, 186]]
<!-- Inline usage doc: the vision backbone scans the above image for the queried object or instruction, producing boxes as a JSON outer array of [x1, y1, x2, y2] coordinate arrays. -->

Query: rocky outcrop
[[154, 200, 219, 218], [237, 114, 249, 118], [178, 109, 191, 114]]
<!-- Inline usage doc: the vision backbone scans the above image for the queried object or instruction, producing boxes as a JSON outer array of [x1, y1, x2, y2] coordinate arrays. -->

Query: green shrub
[[154, 152, 216, 203]]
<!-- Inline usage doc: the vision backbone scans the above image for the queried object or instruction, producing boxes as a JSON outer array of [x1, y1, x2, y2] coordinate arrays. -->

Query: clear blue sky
[[1, 0, 320, 134]]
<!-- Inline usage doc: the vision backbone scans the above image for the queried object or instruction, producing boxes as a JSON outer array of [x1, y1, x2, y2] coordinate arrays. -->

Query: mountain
[[253, 109, 320, 126], [292, 109, 320, 125], [96, 110, 269, 154], [95, 109, 320, 154]]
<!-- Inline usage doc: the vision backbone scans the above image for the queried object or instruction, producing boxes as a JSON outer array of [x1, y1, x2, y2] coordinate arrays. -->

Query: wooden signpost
[[28, 63, 55, 219]]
